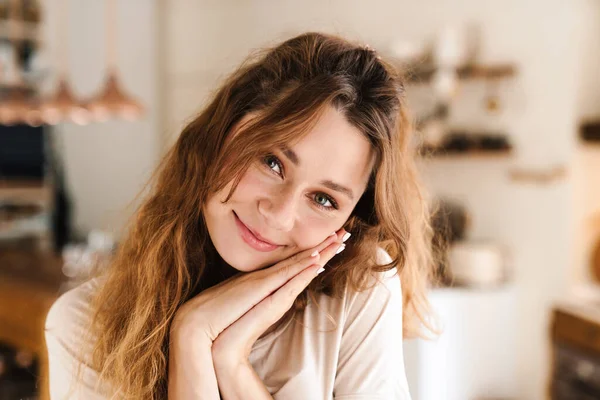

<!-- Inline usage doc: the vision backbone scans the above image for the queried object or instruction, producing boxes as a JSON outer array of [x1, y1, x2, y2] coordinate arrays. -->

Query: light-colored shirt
[[45, 248, 412, 399]]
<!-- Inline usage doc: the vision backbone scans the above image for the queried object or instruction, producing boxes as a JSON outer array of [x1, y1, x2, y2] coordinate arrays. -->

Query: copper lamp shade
[[23, 98, 44, 127], [0, 91, 30, 125], [40, 77, 90, 125], [85, 71, 143, 122]]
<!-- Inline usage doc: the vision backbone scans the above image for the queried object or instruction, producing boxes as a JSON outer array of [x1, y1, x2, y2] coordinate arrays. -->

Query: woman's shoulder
[[341, 246, 402, 321], [349, 246, 401, 295], [45, 278, 102, 354], [45, 278, 118, 398]]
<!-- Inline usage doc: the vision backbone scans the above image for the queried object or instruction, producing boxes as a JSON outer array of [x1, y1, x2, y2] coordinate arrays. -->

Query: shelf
[[405, 63, 517, 84], [0, 180, 52, 204], [0, 179, 46, 188], [418, 149, 514, 160], [0, 82, 37, 96], [509, 165, 567, 184], [0, 19, 41, 44]]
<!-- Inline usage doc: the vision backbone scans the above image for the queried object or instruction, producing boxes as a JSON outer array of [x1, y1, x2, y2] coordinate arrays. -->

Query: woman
[[45, 32, 437, 399]]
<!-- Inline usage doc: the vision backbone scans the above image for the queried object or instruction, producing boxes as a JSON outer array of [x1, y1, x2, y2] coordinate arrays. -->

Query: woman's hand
[[168, 229, 347, 399], [210, 234, 347, 399], [170, 229, 347, 345], [211, 233, 347, 362]]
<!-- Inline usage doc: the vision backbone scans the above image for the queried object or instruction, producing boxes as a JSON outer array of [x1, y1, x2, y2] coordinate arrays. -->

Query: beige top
[[45, 248, 412, 399]]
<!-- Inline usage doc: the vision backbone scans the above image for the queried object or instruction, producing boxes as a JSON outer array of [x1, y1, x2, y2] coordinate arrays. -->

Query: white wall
[[162, 1, 598, 399], [42, 0, 161, 238]]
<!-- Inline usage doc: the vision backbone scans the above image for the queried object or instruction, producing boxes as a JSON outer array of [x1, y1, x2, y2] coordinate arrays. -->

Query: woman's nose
[[258, 189, 297, 232]]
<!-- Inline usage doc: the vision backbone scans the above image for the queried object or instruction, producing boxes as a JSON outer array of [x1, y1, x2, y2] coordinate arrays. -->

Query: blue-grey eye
[[315, 193, 332, 207], [264, 155, 282, 175]]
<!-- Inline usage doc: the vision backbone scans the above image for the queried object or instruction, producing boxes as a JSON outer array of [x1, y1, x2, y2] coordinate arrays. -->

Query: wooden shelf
[[405, 63, 517, 84], [0, 19, 41, 44], [0, 179, 45, 188], [0, 82, 37, 96], [509, 165, 567, 184], [418, 149, 514, 160], [0, 180, 52, 204]]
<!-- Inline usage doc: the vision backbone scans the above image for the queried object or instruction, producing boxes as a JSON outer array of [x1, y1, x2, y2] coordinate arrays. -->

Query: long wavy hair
[[81, 32, 441, 399]]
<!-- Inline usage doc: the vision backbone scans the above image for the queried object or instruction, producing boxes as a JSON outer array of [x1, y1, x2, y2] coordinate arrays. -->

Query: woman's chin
[[215, 247, 267, 273]]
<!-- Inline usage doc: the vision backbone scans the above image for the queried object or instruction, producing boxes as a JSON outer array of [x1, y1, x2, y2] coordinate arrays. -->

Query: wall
[[41, 0, 161, 238]]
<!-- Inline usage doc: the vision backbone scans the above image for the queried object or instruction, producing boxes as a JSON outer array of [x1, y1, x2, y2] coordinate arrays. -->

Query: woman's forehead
[[284, 107, 375, 194]]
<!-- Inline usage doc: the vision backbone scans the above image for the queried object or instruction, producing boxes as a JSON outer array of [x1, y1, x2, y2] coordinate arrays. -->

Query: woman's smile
[[233, 211, 284, 252]]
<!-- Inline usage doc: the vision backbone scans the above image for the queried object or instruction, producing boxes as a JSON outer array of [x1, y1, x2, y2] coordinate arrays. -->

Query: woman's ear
[[351, 184, 378, 226]]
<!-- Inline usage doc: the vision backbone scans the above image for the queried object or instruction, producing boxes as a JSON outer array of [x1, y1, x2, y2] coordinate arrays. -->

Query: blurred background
[[0, 0, 599, 399]]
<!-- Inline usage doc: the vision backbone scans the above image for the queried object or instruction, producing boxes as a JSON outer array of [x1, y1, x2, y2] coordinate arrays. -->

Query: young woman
[[45, 32, 437, 399]]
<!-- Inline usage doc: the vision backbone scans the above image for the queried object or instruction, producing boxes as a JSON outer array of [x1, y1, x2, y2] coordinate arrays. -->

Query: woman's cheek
[[236, 169, 270, 196], [296, 215, 340, 247]]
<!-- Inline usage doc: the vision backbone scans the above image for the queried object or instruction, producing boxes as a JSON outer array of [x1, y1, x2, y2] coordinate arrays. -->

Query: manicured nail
[[342, 232, 351, 242], [311, 250, 319, 257], [335, 244, 346, 254], [317, 267, 326, 274]]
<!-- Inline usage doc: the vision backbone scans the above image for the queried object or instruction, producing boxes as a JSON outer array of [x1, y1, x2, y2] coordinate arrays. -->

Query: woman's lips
[[233, 212, 281, 252]]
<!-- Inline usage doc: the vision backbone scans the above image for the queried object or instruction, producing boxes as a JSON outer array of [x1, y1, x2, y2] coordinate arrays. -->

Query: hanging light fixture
[[23, 96, 44, 126], [0, 88, 31, 125], [0, 0, 34, 125], [41, 77, 90, 125], [85, 0, 143, 121], [39, 0, 90, 125]]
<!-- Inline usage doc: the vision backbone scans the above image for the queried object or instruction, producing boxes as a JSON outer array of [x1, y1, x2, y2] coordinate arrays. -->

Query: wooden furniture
[[405, 63, 517, 84], [550, 307, 600, 399], [0, 179, 54, 252], [0, 249, 65, 400]]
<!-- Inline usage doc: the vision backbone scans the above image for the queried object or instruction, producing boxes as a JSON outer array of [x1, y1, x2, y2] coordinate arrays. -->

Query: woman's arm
[[168, 326, 220, 399], [168, 320, 274, 400], [168, 231, 346, 399], [214, 360, 272, 400], [210, 242, 347, 399]]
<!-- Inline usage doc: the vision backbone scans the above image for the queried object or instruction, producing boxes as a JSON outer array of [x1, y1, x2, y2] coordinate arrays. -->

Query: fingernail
[[342, 232, 351, 242], [317, 267, 326, 274], [311, 250, 319, 257], [335, 244, 346, 254], [329, 231, 337, 237]]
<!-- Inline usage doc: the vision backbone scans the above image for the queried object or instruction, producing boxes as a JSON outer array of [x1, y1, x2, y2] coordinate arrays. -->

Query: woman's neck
[[198, 241, 242, 291]]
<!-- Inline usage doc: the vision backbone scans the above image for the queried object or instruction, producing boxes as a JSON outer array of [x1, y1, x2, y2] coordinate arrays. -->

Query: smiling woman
[[44, 32, 440, 400]]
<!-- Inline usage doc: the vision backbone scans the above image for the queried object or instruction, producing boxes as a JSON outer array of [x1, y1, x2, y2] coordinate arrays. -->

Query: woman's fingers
[[223, 231, 343, 308], [252, 239, 347, 329], [266, 232, 339, 277], [194, 228, 348, 340]]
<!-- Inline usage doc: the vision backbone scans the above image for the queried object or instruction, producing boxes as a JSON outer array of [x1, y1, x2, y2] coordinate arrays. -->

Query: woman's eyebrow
[[281, 147, 355, 201], [320, 180, 355, 201], [282, 147, 300, 166]]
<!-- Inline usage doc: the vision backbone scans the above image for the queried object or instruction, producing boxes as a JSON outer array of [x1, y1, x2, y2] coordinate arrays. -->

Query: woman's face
[[203, 106, 375, 272]]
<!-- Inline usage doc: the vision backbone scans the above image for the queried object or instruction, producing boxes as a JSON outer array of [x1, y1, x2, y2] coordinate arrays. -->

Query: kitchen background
[[1, 0, 599, 399]]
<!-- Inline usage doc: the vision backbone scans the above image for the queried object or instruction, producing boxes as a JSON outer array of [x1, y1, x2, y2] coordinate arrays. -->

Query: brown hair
[[82, 32, 440, 399]]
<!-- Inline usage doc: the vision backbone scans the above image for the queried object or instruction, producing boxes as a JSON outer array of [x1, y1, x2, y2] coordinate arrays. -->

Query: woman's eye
[[264, 155, 283, 176], [313, 193, 337, 210], [263, 154, 337, 211]]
